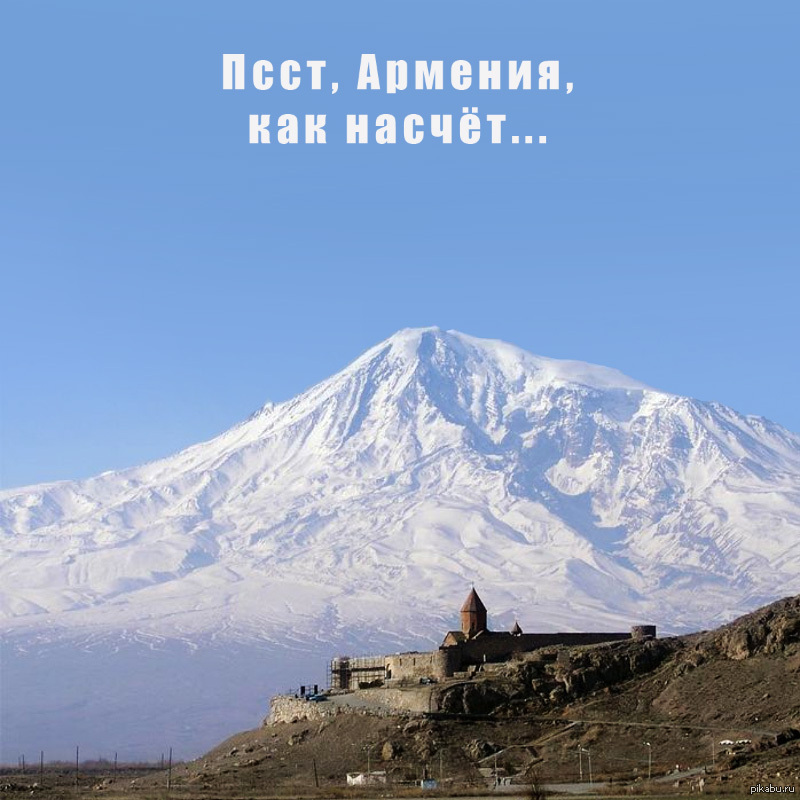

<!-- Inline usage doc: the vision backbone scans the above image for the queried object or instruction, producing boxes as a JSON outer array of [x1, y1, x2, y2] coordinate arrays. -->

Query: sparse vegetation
[[525, 769, 548, 800]]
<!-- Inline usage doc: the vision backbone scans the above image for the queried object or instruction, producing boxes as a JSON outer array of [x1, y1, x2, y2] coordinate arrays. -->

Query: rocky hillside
[[440, 595, 800, 719], [105, 594, 800, 797]]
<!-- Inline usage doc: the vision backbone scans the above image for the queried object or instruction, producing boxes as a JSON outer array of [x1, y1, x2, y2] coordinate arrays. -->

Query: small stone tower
[[460, 588, 488, 637]]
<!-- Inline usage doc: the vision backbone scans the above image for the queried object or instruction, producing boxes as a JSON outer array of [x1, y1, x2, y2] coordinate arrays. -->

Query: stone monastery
[[330, 588, 656, 690]]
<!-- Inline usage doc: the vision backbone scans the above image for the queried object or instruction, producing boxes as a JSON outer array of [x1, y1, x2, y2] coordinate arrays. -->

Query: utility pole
[[40, 751, 44, 781], [312, 758, 319, 788], [361, 743, 375, 785], [579, 748, 592, 786], [644, 742, 652, 780], [167, 747, 173, 791], [75, 746, 80, 792], [578, 746, 583, 781]]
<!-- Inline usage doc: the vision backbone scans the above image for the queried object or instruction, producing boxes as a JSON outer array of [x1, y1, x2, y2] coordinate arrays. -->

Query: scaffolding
[[329, 655, 386, 690]]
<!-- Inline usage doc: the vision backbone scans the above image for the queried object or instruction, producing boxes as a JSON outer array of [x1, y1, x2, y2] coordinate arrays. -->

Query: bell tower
[[460, 587, 487, 637]]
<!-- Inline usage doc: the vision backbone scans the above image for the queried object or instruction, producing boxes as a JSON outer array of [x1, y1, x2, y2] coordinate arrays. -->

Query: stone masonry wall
[[385, 652, 440, 682], [459, 632, 633, 666], [265, 687, 435, 725], [265, 695, 338, 725]]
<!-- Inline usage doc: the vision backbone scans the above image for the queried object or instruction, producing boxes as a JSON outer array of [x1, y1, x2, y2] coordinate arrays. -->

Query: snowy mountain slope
[[2, 327, 800, 760]]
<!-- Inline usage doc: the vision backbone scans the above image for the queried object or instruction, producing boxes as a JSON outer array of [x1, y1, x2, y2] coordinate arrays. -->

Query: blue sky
[[1, 1, 798, 488]]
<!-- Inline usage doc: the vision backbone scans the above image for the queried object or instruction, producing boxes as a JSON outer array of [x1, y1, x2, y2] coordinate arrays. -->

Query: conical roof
[[460, 587, 487, 613]]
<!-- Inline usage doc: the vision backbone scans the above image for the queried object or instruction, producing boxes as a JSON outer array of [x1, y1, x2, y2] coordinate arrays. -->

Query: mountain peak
[[354, 327, 655, 394]]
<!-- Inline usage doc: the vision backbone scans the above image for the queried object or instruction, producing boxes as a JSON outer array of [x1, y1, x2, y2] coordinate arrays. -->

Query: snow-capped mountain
[[2, 328, 800, 761]]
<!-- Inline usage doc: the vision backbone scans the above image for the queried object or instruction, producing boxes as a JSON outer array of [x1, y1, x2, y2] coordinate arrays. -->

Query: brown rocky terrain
[[6, 596, 800, 798]]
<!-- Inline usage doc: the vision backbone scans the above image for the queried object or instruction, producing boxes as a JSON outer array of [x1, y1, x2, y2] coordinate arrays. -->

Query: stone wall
[[453, 630, 654, 669], [381, 630, 652, 682], [385, 651, 440, 682], [631, 625, 657, 640], [265, 695, 338, 725], [356, 686, 434, 713], [265, 687, 436, 725]]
